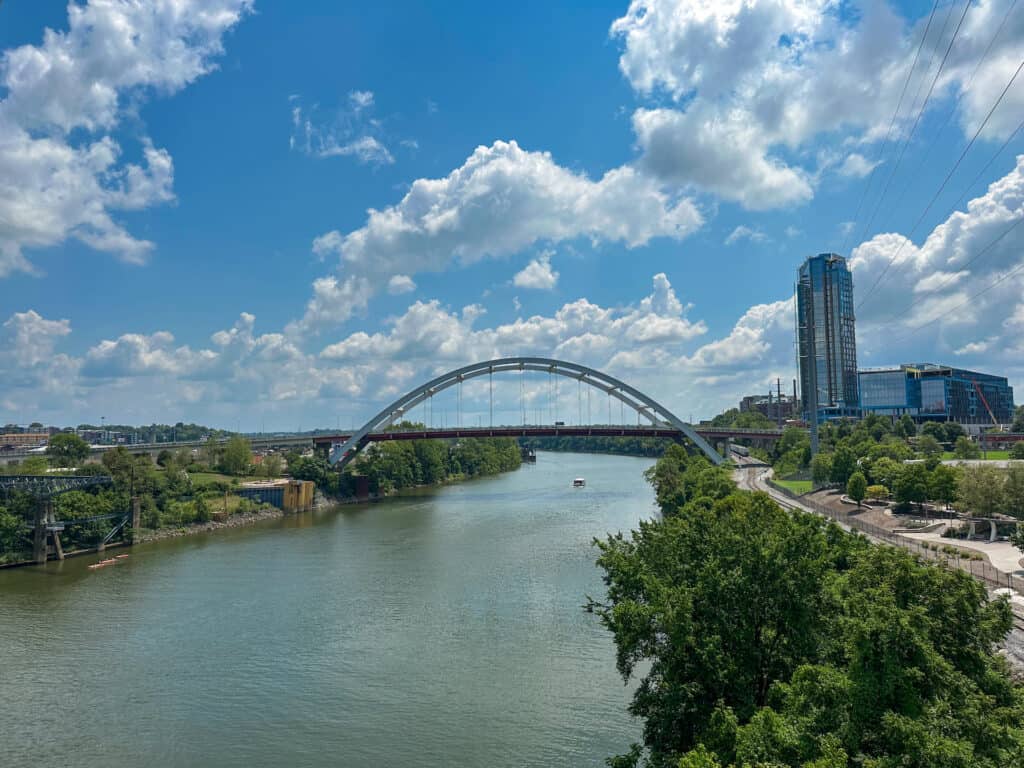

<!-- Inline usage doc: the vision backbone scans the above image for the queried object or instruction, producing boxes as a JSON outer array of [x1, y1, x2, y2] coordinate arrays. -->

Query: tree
[[1011, 442, 1024, 460], [46, 433, 90, 467], [868, 456, 901, 489], [261, 453, 284, 479], [956, 464, 1006, 518], [954, 435, 981, 460], [928, 464, 960, 509], [811, 453, 833, 486], [893, 462, 928, 508], [595, 451, 1024, 768], [156, 449, 174, 467], [1012, 404, 1024, 433], [944, 422, 966, 443], [898, 414, 917, 437], [829, 446, 857, 485], [921, 421, 947, 443], [916, 433, 943, 458], [220, 436, 252, 476], [1004, 466, 1024, 519], [846, 471, 867, 507], [866, 484, 889, 500]]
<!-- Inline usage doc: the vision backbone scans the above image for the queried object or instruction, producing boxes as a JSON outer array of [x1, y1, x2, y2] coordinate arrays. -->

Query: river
[[0, 452, 654, 767]]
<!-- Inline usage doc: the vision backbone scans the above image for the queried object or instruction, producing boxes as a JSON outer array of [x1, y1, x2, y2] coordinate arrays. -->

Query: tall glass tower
[[796, 253, 860, 448]]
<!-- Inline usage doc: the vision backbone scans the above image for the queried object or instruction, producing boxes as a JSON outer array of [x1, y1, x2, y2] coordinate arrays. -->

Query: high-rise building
[[796, 254, 860, 445]]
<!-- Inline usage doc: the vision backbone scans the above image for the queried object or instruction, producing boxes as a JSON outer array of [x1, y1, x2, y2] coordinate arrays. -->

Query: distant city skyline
[[2, 0, 1024, 430]]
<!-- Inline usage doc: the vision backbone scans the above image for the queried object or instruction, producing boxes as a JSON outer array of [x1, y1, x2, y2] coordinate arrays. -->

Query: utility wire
[[840, 0, 941, 256], [883, 214, 1024, 326], [851, 0, 972, 258], [889, 229, 1024, 343], [856, 52, 1024, 310], [881, 0, 1019, 234], [879, 112, 1024, 327]]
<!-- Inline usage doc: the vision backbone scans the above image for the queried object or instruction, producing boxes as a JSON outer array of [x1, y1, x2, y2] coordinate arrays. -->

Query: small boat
[[115, 554, 129, 559], [572, 477, 586, 487]]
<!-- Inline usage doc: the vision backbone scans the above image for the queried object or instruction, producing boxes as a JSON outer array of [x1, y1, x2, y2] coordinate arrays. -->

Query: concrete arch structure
[[329, 357, 724, 468]]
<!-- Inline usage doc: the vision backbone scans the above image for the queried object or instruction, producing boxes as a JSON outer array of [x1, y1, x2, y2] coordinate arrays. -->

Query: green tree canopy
[[954, 435, 981, 460], [595, 453, 1023, 768], [956, 464, 1007, 518], [46, 433, 90, 467], [220, 436, 252, 476], [846, 471, 866, 506]]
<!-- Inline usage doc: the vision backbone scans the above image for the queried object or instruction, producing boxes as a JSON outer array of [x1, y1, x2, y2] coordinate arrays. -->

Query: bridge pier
[[130, 496, 141, 544], [33, 501, 48, 564]]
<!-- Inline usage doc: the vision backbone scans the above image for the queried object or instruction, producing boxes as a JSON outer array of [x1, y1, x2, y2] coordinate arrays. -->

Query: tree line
[[593, 445, 1024, 767], [0, 438, 273, 564], [287, 425, 522, 496]]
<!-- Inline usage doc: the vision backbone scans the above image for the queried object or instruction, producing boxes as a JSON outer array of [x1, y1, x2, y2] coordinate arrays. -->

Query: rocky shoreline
[[136, 506, 289, 543]]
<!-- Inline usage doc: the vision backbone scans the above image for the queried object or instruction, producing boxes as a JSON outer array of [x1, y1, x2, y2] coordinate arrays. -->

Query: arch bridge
[[323, 357, 731, 469]]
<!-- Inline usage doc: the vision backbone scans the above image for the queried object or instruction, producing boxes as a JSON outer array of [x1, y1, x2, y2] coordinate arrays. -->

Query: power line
[[883, 214, 1024, 326], [851, 0, 973, 259], [856, 52, 1024, 310], [890, 237, 1024, 344], [882, 0, 1019, 232], [840, 0, 941, 257]]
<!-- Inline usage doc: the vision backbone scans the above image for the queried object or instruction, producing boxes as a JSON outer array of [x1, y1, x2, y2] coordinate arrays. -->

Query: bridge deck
[[311, 425, 785, 447]]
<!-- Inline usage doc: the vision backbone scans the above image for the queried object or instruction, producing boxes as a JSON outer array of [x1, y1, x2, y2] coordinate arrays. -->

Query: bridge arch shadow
[[328, 357, 724, 468]]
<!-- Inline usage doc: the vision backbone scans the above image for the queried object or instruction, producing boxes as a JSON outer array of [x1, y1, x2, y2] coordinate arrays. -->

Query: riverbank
[[138, 467, 525, 543]]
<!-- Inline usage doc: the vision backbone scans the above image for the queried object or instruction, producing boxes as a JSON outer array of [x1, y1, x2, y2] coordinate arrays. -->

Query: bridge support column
[[52, 531, 64, 561], [990, 521, 998, 542], [32, 501, 48, 564], [130, 496, 141, 544]]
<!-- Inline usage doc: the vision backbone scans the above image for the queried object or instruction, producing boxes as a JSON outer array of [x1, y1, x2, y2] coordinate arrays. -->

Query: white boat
[[572, 477, 586, 487]]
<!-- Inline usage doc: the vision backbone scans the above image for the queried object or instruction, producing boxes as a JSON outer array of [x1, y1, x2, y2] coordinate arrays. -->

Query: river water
[[0, 452, 654, 767]]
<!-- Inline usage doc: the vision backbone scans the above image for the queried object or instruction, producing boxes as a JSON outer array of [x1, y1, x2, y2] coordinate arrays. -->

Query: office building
[[859, 363, 1014, 428], [796, 253, 860, 428]]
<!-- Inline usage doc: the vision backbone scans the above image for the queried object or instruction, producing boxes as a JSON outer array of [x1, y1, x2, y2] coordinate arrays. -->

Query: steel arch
[[329, 357, 724, 467]]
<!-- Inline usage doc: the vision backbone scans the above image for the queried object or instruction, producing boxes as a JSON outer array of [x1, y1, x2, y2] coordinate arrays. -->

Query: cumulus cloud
[[837, 153, 881, 179], [387, 274, 417, 295], [0, 0, 252, 277], [849, 155, 1024, 374], [289, 90, 394, 165], [724, 225, 768, 245], [513, 252, 559, 290], [612, 0, 1024, 209], [298, 140, 702, 330], [0, 271, 809, 425]]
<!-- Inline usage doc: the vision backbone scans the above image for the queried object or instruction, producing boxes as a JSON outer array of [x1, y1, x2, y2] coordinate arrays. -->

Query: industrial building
[[796, 253, 861, 424], [859, 364, 1015, 429]]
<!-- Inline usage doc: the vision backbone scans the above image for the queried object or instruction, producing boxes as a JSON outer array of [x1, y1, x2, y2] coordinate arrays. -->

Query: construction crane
[[972, 380, 1002, 431]]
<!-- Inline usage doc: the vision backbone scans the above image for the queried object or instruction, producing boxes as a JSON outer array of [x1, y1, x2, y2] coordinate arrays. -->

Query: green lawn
[[773, 479, 813, 495], [940, 450, 1015, 460]]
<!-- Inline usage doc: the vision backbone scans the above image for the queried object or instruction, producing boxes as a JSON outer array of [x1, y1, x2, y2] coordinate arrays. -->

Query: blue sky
[[2, 0, 1024, 430]]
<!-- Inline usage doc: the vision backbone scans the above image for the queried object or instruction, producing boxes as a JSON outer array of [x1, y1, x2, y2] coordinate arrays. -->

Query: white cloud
[[298, 139, 702, 330], [837, 153, 880, 179], [349, 90, 374, 112], [2, 310, 71, 367], [633, 107, 814, 209], [611, 0, 1024, 209], [290, 91, 394, 165], [387, 274, 416, 295], [849, 155, 1024, 371], [513, 252, 559, 290], [0, 0, 252, 277], [724, 225, 768, 245]]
